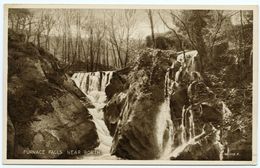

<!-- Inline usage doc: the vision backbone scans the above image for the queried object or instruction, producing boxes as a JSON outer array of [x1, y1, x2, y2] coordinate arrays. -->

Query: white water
[[180, 107, 196, 144], [156, 98, 174, 159], [164, 51, 207, 159], [72, 70, 177, 160], [72, 71, 114, 95], [189, 109, 195, 141], [170, 129, 206, 158], [177, 50, 198, 72], [180, 107, 187, 144], [72, 71, 116, 159]]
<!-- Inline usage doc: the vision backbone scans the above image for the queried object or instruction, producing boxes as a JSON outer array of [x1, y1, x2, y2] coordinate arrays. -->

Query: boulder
[[7, 30, 99, 159]]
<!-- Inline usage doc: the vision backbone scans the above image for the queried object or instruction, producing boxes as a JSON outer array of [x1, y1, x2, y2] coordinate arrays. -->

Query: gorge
[[7, 30, 238, 160]]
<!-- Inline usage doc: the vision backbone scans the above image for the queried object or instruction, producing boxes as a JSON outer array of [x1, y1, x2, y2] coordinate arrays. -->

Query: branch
[[209, 11, 239, 57], [209, 12, 226, 57], [169, 10, 197, 49], [158, 11, 186, 60]]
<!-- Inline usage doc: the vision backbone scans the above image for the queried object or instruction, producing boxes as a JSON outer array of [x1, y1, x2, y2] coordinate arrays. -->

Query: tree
[[160, 10, 241, 72], [158, 11, 186, 58], [147, 9, 156, 49], [43, 10, 55, 51], [9, 9, 31, 33], [8, 8, 140, 71], [107, 9, 136, 68], [124, 9, 136, 66], [33, 10, 46, 47], [108, 11, 124, 68]]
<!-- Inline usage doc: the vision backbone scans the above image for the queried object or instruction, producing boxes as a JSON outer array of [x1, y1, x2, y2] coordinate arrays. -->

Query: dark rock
[[7, 115, 15, 159], [103, 92, 127, 136], [170, 87, 189, 120], [7, 31, 99, 159], [212, 41, 228, 59], [110, 49, 172, 159], [105, 72, 127, 100], [188, 81, 216, 104], [200, 103, 223, 125]]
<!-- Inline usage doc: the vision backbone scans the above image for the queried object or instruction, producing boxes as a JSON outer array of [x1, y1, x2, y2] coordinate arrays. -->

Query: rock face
[[7, 30, 99, 159], [103, 67, 130, 137], [110, 49, 172, 159], [105, 69, 129, 100], [106, 49, 231, 160]]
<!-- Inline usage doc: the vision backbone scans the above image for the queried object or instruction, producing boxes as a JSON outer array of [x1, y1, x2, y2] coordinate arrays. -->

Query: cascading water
[[158, 51, 199, 159], [180, 107, 197, 144], [188, 109, 195, 141], [170, 127, 206, 158], [156, 97, 174, 159], [180, 107, 187, 144], [70, 50, 228, 160], [72, 71, 114, 94], [163, 50, 226, 160], [72, 71, 116, 159]]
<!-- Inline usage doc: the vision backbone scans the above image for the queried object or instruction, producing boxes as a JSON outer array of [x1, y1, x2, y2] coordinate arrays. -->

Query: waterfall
[[189, 109, 195, 140], [72, 71, 114, 95], [70, 49, 227, 160], [170, 128, 206, 158], [156, 97, 174, 159], [162, 50, 225, 159], [177, 50, 199, 72], [71, 71, 115, 159], [180, 107, 196, 144], [180, 107, 187, 144]]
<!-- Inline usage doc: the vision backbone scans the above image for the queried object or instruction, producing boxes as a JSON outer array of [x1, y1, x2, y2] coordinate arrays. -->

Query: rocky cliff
[[7, 30, 99, 159]]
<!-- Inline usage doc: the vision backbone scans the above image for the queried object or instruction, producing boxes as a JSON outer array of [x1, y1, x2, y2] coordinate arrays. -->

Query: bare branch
[[169, 10, 197, 49], [158, 11, 186, 59]]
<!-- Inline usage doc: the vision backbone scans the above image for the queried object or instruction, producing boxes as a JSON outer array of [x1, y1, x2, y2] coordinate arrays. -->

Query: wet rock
[[103, 92, 127, 136], [164, 50, 232, 160], [108, 49, 230, 160], [171, 133, 223, 160], [105, 72, 127, 100], [110, 49, 172, 159], [170, 87, 189, 120], [7, 31, 99, 159]]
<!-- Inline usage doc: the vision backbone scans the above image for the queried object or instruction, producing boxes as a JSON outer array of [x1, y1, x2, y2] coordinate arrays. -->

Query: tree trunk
[[148, 9, 156, 48], [111, 44, 117, 68], [106, 43, 109, 68], [90, 28, 94, 71], [37, 33, 41, 47]]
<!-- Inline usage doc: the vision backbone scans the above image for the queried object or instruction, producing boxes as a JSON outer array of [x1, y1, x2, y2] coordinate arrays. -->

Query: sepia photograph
[[3, 4, 258, 165]]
